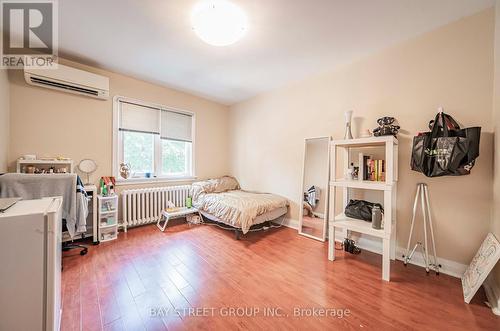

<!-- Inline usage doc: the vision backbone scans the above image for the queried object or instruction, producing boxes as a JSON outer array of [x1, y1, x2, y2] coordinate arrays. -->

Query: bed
[[192, 177, 289, 238]]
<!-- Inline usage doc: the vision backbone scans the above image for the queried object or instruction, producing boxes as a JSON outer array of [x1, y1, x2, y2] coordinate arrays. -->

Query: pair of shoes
[[343, 238, 361, 254]]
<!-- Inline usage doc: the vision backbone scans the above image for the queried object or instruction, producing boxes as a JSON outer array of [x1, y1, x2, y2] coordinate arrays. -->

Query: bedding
[[213, 175, 240, 193], [193, 190, 288, 234], [193, 185, 289, 234], [191, 176, 240, 199], [200, 206, 288, 228]]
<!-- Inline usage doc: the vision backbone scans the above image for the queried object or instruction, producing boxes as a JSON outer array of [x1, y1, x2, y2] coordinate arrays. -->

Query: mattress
[[200, 206, 288, 230], [194, 189, 289, 234]]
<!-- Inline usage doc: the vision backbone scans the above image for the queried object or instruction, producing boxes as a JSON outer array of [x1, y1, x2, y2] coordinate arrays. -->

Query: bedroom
[[0, 0, 500, 330]]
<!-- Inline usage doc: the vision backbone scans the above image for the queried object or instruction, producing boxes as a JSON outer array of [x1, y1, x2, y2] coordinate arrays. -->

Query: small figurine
[[119, 163, 131, 179]]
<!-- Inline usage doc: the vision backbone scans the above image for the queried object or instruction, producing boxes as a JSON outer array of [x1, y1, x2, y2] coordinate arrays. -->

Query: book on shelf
[[357, 153, 385, 182]]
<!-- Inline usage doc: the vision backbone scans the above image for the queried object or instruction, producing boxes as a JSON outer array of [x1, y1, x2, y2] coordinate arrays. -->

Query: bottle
[[372, 205, 382, 229], [186, 196, 192, 208], [346, 163, 354, 180], [100, 179, 107, 196]]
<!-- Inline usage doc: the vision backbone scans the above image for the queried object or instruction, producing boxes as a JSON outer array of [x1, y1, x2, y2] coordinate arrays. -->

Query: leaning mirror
[[299, 137, 331, 241]]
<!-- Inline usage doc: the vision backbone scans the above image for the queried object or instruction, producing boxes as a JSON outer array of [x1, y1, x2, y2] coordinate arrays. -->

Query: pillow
[[190, 179, 218, 201], [213, 176, 240, 193]]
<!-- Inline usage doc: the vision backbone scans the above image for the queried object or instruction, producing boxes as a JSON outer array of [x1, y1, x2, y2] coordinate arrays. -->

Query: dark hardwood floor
[[61, 221, 499, 331]]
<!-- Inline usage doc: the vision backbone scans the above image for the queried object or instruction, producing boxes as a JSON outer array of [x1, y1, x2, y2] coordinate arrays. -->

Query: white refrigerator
[[0, 197, 63, 331]]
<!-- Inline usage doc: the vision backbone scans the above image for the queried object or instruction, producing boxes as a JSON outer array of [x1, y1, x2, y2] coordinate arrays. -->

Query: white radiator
[[121, 185, 191, 227]]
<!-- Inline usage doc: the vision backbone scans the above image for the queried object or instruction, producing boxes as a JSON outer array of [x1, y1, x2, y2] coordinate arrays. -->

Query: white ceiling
[[59, 0, 495, 105]]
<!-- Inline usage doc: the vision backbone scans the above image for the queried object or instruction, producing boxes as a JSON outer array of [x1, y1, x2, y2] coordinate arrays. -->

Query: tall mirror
[[299, 137, 330, 241]]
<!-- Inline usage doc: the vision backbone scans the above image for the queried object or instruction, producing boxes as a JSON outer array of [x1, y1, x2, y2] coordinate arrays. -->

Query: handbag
[[344, 199, 383, 222], [411, 112, 481, 177]]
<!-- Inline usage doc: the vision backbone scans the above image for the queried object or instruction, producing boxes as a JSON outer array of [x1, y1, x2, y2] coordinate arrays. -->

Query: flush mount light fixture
[[191, 0, 247, 46]]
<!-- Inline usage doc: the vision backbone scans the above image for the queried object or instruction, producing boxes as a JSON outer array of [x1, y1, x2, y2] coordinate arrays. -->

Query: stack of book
[[360, 155, 385, 181]]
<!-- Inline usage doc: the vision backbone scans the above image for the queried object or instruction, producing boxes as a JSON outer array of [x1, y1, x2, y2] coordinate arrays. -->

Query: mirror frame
[[298, 136, 331, 241], [78, 159, 98, 174]]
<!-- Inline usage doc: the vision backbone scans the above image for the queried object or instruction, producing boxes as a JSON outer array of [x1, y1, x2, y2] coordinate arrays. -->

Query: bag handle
[[439, 106, 460, 131], [429, 112, 445, 138], [442, 113, 460, 131], [428, 108, 461, 136], [425, 111, 448, 151]]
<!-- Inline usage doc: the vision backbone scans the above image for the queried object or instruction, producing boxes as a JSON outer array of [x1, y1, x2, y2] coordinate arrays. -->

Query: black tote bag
[[411, 112, 481, 177]]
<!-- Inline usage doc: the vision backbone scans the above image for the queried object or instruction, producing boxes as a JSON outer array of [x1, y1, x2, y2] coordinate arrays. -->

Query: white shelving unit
[[16, 159, 73, 173], [328, 135, 398, 281], [97, 195, 119, 242]]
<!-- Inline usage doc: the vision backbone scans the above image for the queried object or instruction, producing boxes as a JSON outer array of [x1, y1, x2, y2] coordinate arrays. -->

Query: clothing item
[[306, 185, 320, 208], [0, 173, 88, 238]]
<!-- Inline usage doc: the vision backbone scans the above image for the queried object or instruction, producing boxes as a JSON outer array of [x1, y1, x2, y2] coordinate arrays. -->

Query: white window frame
[[112, 96, 196, 184]]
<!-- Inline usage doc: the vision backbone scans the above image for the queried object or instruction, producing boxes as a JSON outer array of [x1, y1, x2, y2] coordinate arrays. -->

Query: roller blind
[[161, 110, 193, 142], [119, 101, 160, 135]]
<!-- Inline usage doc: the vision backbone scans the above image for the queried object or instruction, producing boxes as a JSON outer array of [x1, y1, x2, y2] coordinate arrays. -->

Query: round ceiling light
[[191, 0, 247, 46]]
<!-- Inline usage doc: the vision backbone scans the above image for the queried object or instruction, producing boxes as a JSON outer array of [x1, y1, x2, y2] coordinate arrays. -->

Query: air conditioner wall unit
[[24, 64, 110, 100]]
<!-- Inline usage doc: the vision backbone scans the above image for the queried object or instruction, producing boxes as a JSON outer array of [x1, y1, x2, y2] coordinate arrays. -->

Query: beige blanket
[[194, 190, 288, 234]]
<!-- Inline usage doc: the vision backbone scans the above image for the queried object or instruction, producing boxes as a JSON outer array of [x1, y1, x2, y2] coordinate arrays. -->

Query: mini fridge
[[0, 197, 63, 331]]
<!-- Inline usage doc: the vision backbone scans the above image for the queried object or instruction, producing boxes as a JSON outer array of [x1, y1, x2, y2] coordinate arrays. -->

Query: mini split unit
[[24, 63, 110, 100]]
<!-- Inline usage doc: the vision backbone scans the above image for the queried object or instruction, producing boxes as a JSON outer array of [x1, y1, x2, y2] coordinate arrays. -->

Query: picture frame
[[461, 233, 500, 303]]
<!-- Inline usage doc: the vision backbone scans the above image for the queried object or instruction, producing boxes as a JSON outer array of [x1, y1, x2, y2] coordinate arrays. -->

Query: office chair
[[62, 219, 88, 255]]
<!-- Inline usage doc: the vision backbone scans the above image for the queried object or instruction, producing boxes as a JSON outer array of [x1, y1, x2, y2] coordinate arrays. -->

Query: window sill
[[115, 176, 198, 186]]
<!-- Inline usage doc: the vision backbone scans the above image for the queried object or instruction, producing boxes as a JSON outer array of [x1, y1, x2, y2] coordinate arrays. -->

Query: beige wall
[[229, 9, 494, 266], [8, 59, 230, 187], [492, 1, 500, 288], [0, 69, 9, 173]]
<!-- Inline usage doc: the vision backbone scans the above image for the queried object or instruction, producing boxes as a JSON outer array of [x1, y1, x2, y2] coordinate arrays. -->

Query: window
[[114, 97, 194, 180], [123, 131, 155, 174], [160, 110, 193, 177]]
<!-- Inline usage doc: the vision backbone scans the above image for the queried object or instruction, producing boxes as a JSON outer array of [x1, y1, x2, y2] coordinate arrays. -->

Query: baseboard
[[483, 274, 500, 316], [394, 246, 467, 278], [282, 218, 299, 229]]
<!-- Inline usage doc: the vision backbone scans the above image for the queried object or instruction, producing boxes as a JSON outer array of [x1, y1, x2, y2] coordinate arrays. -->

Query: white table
[[156, 207, 201, 232]]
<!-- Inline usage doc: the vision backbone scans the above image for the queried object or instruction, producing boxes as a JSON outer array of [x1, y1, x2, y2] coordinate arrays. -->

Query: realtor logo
[[1, 0, 58, 68]]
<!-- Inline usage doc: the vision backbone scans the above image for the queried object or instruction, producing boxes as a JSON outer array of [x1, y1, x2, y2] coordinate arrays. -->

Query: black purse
[[344, 199, 383, 222]]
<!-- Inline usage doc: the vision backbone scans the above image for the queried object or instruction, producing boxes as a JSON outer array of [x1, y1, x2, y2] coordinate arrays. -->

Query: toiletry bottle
[[372, 206, 382, 229]]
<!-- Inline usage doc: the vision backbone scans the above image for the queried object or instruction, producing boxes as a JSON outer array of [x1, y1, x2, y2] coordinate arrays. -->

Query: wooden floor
[[61, 221, 499, 331]]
